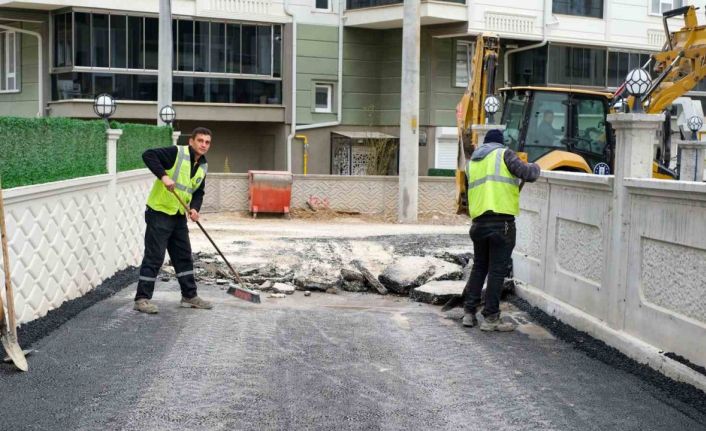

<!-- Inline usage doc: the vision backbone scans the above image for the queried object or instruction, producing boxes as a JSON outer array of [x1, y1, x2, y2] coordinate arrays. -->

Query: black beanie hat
[[483, 129, 504, 144]]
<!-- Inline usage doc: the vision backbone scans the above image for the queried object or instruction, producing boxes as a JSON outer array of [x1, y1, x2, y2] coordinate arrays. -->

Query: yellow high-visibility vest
[[146, 145, 207, 215], [466, 148, 520, 220]]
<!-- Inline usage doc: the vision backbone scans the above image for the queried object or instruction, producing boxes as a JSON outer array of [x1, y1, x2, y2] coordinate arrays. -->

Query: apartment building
[[0, 0, 696, 174]]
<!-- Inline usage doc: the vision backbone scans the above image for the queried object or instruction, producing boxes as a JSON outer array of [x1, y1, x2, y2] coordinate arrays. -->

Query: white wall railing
[[0, 131, 152, 324]]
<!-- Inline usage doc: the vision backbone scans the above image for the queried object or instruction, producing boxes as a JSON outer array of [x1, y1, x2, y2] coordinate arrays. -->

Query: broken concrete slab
[[433, 251, 472, 267], [352, 260, 388, 295], [410, 280, 465, 305], [341, 268, 365, 282], [216, 279, 229, 285], [427, 257, 463, 282], [378, 256, 436, 294], [273, 283, 296, 295], [259, 280, 274, 290], [293, 275, 339, 292]]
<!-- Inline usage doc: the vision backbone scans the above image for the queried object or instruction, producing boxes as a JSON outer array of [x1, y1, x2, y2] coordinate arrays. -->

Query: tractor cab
[[499, 87, 615, 173]]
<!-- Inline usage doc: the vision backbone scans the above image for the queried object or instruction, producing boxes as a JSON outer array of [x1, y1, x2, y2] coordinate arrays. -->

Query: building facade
[[0, 0, 698, 174]]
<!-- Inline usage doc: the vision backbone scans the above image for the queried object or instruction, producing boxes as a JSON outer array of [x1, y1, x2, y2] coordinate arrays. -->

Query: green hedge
[[427, 168, 456, 177], [0, 117, 106, 189], [111, 121, 172, 172]]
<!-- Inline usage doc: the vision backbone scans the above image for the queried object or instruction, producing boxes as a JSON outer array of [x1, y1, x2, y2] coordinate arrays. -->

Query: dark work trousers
[[135, 207, 198, 301], [463, 220, 516, 318]]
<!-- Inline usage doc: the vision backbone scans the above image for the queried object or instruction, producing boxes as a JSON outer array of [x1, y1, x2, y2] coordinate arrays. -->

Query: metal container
[[248, 170, 293, 218]]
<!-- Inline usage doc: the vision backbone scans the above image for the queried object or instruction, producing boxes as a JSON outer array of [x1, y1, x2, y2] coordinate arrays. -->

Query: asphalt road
[[1, 282, 705, 431]]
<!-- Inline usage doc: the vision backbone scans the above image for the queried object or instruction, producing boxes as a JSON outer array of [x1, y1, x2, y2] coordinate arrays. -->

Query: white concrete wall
[[514, 171, 706, 391], [469, 0, 691, 50], [202, 173, 457, 215], [0, 169, 151, 324]]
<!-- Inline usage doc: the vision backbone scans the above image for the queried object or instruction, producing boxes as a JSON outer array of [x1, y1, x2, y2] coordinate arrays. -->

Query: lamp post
[[687, 115, 703, 140], [483, 95, 500, 124], [93, 93, 116, 127], [624, 68, 651, 114], [159, 105, 176, 127]]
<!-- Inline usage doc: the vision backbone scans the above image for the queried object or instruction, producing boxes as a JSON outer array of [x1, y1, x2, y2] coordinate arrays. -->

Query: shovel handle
[[168, 190, 246, 287], [0, 177, 17, 336]]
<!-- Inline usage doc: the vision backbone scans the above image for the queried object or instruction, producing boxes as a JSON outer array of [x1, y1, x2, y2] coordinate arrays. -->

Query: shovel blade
[[1, 334, 28, 372]]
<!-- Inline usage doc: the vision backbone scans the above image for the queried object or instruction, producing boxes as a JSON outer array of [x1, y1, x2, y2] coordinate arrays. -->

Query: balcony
[[344, 0, 467, 29]]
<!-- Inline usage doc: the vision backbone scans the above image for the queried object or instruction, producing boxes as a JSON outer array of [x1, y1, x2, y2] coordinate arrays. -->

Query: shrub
[[111, 121, 172, 172], [0, 117, 106, 189]]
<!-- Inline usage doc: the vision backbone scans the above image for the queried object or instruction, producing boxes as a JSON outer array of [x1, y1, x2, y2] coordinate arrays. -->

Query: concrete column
[[157, 0, 173, 126], [398, 0, 420, 223], [677, 140, 706, 182], [172, 131, 181, 146], [605, 113, 663, 329], [105, 128, 123, 276], [106, 129, 123, 175], [472, 124, 506, 148]]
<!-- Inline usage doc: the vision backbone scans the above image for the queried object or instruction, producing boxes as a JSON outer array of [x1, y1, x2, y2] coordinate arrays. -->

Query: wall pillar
[[677, 140, 706, 182], [105, 128, 123, 275], [172, 131, 181, 146], [605, 113, 663, 329]]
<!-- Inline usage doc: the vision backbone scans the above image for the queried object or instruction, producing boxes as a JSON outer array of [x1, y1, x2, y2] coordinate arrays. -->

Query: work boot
[[180, 296, 213, 310], [480, 315, 514, 332], [134, 299, 158, 314], [462, 312, 478, 327]]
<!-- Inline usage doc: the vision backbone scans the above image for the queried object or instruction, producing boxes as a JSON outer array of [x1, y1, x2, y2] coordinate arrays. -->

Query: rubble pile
[[161, 247, 513, 306]]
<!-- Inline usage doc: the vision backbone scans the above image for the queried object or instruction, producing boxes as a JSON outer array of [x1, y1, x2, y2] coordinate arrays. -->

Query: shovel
[[0, 178, 28, 371]]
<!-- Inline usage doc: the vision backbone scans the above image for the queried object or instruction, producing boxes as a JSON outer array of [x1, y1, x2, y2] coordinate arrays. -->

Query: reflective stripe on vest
[[466, 148, 520, 220]]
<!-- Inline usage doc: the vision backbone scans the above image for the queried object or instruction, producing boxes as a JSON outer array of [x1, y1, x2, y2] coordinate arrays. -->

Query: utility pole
[[398, 0, 420, 223], [157, 0, 173, 126]]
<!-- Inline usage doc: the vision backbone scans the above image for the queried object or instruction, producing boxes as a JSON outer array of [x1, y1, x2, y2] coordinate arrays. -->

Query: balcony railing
[[346, 0, 464, 10]]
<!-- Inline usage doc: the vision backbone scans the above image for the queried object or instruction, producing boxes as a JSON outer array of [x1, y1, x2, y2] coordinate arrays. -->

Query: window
[[75, 12, 91, 67], [571, 98, 608, 167], [454, 40, 473, 87], [510, 45, 548, 86], [501, 91, 528, 152], [524, 91, 568, 162], [51, 11, 283, 104], [92, 14, 109, 67], [314, 84, 333, 112], [127, 16, 144, 69], [110, 15, 127, 69], [651, 0, 683, 16], [0, 31, 20, 92], [553, 0, 603, 19], [607, 50, 653, 88], [548, 44, 606, 87], [54, 13, 72, 67], [241, 25, 257, 74], [316, 0, 330, 10], [144, 18, 159, 70]]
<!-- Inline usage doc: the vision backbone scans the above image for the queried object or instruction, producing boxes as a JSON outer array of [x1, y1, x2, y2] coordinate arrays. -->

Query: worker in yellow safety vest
[[462, 129, 540, 331], [134, 127, 214, 314]]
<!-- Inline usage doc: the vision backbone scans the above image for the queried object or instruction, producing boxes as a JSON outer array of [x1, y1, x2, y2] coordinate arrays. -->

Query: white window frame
[[650, 0, 684, 17], [454, 40, 474, 88], [314, 83, 333, 113], [314, 0, 332, 11], [0, 31, 20, 93]]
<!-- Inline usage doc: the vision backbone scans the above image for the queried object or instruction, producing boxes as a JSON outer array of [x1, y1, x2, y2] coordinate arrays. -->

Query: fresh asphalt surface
[[1, 282, 705, 431]]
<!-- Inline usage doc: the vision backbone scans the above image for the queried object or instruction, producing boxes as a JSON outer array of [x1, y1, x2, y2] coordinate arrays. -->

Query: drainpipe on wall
[[284, 0, 297, 172], [0, 23, 43, 118], [502, 0, 554, 86], [285, 0, 345, 171]]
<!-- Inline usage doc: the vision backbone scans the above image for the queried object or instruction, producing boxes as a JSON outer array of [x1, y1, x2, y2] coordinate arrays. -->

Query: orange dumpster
[[248, 170, 293, 218]]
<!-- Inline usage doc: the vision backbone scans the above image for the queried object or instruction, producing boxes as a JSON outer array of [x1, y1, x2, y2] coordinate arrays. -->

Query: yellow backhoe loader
[[455, 5, 706, 213]]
